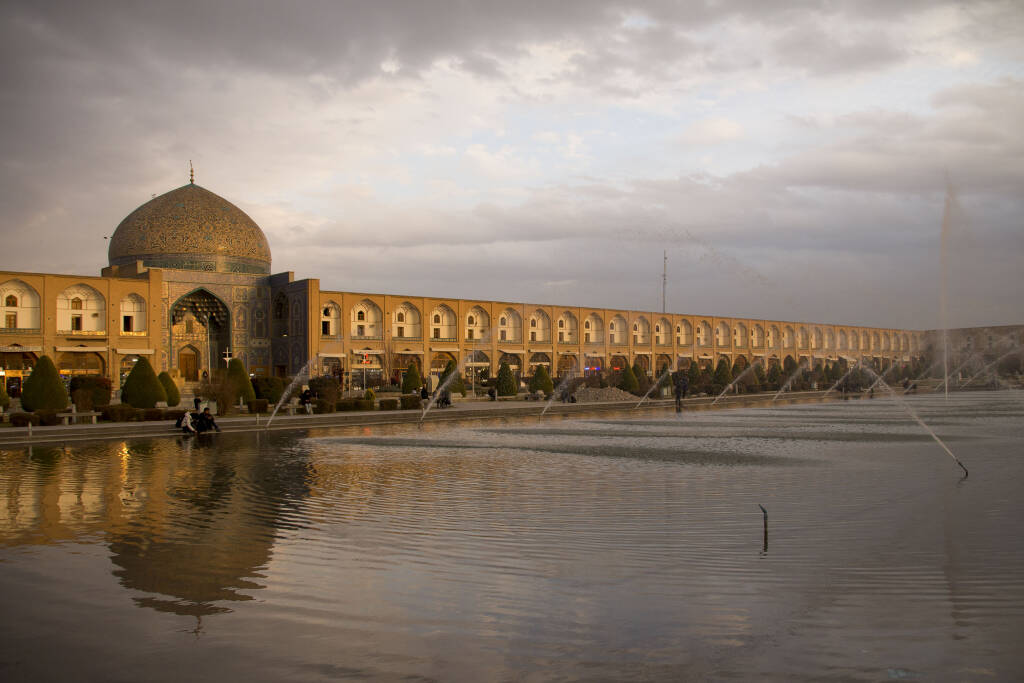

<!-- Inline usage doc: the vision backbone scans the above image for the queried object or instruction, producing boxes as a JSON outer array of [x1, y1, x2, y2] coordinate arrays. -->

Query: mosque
[[0, 174, 930, 397]]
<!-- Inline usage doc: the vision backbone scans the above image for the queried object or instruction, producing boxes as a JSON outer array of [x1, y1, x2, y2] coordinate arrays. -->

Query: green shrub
[[20, 355, 69, 412], [400, 395, 421, 410], [166, 409, 186, 423], [252, 376, 285, 404], [632, 362, 650, 396], [0, 380, 8, 412], [227, 358, 256, 404], [199, 369, 235, 416], [313, 398, 334, 414], [529, 365, 554, 395], [401, 363, 422, 394], [496, 362, 517, 396], [766, 363, 782, 390], [35, 409, 60, 426], [157, 372, 181, 407], [379, 398, 399, 410], [363, 388, 376, 401], [336, 399, 358, 411], [619, 364, 639, 394], [309, 376, 341, 406], [247, 399, 269, 414], [355, 399, 375, 411], [69, 375, 111, 410], [143, 408, 166, 421], [10, 412, 39, 427], [121, 357, 167, 409], [713, 357, 733, 388], [102, 404, 139, 422]]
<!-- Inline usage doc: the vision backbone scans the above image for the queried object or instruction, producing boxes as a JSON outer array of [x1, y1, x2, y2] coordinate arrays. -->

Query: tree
[[252, 376, 285, 404], [0, 378, 9, 412], [783, 355, 798, 375], [157, 372, 181, 407], [20, 355, 69, 412], [401, 362, 422, 393], [529, 364, 554, 395], [619, 363, 640, 394], [767, 363, 782, 390], [120, 357, 167, 409], [496, 362, 517, 396], [632, 361, 650, 396], [753, 362, 767, 391], [227, 358, 256, 404], [69, 375, 112, 410], [713, 357, 733, 388], [687, 362, 702, 390]]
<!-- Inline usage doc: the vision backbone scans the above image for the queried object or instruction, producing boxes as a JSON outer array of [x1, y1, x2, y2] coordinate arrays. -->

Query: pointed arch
[[1, 279, 41, 330]]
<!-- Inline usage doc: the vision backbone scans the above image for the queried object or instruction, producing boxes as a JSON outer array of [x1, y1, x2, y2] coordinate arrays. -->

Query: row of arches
[[1, 279, 147, 334]]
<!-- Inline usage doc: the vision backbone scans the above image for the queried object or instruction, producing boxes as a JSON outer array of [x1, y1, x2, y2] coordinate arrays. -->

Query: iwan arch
[[0, 178, 926, 395]]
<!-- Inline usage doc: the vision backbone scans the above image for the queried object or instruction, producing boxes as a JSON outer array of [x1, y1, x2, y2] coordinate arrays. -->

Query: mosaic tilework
[[108, 183, 271, 273]]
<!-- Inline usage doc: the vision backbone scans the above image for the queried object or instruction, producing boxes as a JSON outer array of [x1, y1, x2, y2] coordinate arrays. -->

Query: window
[[357, 311, 365, 321], [609, 323, 614, 331], [71, 315, 83, 331], [468, 315, 474, 325], [558, 331, 564, 342], [585, 321, 590, 329], [500, 317, 506, 326], [397, 326, 404, 337], [633, 335, 638, 344], [397, 312, 405, 323], [530, 331, 536, 341], [5, 313, 15, 329], [323, 307, 330, 317], [357, 324, 365, 336], [433, 328, 440, 338], [185, 319, 194, 334], [71, 298, 83, 310], [322, 321, 331, 336], [585, 332, 591, 343], [4, 295, 16, 307], [123, 316, 133, 332], [633, 323, 638, 331], [655, 325, 660, 333], [558, 319, 564, 328], [531, 319, 537, 328], [467, 329, 474, 340], [676, 326, 680, 333], [500, 330, 507, 341], [433, 314, 441, 324]]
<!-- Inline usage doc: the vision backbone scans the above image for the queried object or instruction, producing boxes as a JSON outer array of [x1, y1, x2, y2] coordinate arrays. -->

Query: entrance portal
[[179, 347, 198, 381]]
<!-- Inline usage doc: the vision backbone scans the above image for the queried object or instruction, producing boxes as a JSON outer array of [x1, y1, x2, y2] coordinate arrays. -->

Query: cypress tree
[[687, 361, 702, 389], [753, 362, 767, 390], [632, 361, 650, 395], [713, 357, 733, 388], [619, 363, 640, 394], [767, 363, 782, 389], [529, 364, 554, 395], [0, 375, 10, 412], [227, 358, 256, 404], [120, 357, 167, 409], [20, 355, 69, 412], [401, 362, 422, 393], [158, 371, 181, 407], [496, 362, 517, 396]]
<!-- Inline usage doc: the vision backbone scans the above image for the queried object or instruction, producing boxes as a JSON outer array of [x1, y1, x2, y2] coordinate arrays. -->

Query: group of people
[[178, 397, 222, 434], [421, 384, 451, 408]]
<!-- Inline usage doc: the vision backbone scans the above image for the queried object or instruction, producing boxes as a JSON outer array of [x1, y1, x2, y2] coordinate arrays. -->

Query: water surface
[[2, 392, 1022, 681]]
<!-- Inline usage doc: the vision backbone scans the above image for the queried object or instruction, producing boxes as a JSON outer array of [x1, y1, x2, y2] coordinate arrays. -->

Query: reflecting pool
[[2, 392, 1023, 681]]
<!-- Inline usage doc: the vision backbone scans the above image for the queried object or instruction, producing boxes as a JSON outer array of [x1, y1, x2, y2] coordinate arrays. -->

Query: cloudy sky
[[2, 1, 1022, 329]]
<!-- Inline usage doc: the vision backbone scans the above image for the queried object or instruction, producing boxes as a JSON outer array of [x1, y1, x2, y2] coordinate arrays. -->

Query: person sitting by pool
[[195, 407, 221, 433], [179, 410, 197, 434]]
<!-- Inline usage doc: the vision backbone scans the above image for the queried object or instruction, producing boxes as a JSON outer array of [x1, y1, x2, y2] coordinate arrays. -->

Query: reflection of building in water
[[0, 437, 311, 617]]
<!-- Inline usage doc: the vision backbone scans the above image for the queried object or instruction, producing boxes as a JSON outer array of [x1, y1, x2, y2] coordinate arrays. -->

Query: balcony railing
[[430, 337, 458, 343], [60, 330, 107, 336], [120, 330, 147, 337], [0, 328, 40, 335], [350, 334, 382, 341]]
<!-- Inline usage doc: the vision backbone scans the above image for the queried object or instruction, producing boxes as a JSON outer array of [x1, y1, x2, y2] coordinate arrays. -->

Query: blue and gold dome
[[108, 182, 271, 274]]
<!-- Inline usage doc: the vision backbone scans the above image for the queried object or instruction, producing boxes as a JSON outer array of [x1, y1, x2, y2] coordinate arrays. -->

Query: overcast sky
[[1, 1, 1021, 329]]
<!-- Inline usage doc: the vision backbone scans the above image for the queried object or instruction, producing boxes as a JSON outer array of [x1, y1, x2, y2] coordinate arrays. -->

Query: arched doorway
[[171, 289, 231, 381], [178, 345, 199, 382]]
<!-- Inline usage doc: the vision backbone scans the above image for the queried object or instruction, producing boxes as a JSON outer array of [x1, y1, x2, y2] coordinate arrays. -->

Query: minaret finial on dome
[[189, 160, 194, 184]]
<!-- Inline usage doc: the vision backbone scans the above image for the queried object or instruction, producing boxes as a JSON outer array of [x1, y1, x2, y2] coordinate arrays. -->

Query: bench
[[58, 411, 101, 425]]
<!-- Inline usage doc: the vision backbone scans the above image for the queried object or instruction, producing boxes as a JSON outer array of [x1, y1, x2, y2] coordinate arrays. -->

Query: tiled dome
[[108, 183, 271, 274]]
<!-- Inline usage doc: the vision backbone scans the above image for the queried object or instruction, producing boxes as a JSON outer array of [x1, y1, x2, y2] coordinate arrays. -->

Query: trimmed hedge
[[10, 412, 40, 427], [314, 398, 334, 414], [35, 409, 60, 426], [336, 399, 358, 412], [379, 398, 398, 411], [166, 409, 187, 424], [143, 408, 166, 421], [252, 376, 285, 404], [227, 358, 256, 404], [247, 399, 269, 414], [400, 395, 422, 410], [355, 399, 375, 411], [69, 375, 111, 410], [157, 372, 181, 407], [102, 404, 140, 422], [121, 357, 167, 409], [20, 355, 69, 412]]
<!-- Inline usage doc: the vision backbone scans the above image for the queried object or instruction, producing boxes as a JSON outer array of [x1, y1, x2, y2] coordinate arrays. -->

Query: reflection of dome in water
[[107, 183, 271, 274]]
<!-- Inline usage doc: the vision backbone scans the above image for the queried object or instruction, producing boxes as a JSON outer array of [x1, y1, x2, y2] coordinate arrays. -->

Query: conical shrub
[[496, 362, 517, 396], [121, 357, 167, 409], [20, 355, 69, 412], [619, 364, 639, 394], [158, 371, 181, 407], [401, 362, 422, 393], [227, 358, 256, 404], [529, 364, 554, 394]]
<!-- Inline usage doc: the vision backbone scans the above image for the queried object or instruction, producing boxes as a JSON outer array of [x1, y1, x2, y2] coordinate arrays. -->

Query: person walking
[[193, 396, 202, 412]]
